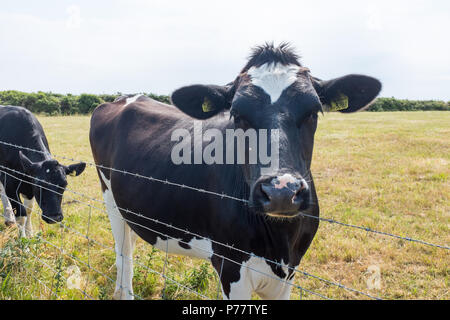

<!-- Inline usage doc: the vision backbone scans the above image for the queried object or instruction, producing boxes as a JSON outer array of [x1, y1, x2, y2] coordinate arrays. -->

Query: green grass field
[[0, 111, 449, 300]]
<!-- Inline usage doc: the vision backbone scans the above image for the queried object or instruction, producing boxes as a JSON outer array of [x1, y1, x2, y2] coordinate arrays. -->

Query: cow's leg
[[103, 184, 137, 300], [3, 180, 27, 237], [22, 195, 34, 238], [109, 213, 137, 300], [0, 180, 15, 226]]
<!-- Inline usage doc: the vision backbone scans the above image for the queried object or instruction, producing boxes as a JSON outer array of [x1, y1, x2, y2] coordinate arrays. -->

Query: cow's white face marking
[[226, 255, 294, 300], [247, 63, 300, 104], [124, 94, 143, 107]]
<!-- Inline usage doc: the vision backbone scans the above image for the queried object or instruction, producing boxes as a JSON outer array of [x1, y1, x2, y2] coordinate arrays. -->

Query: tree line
[[0, 90, 448, 115]]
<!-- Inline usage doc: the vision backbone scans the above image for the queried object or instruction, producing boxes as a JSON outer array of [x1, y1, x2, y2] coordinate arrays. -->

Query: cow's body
[[90, 43, 381, 300], [90, 95, 319, 299], [0, 106, 50, 235], [0, 105, 85, 236]]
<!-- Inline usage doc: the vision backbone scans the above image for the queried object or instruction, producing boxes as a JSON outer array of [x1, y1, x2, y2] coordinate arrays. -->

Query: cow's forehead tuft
[[242, 42, 301, 72]]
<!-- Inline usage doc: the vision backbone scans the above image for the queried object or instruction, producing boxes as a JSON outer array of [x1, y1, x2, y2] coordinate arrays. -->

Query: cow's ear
[[171, 84, 232, 119], [313, 74, 381, 113], [19, 151, 39, 175], [64, 162, 86, 177]]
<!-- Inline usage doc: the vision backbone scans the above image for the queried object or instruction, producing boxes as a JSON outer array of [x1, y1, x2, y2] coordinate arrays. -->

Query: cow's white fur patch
[[124, 94, 143, 107], [22, 196, 34, 237], [247, 63, 300, 103], [226, 255, 294, 300], [154, 236, 213, 260], [0, 181, 15, 224], [16, 216, 27, 238]]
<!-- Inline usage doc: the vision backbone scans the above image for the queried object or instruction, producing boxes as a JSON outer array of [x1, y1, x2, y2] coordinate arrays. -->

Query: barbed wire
[[0, 189, 211, 300], [297, 212, 450, 250], [0, 166, 378, 299], [0, 140, 447, 251], [0, 156, 445, 298], [0, 227, 93, 299], [0, 139, 447, 300], [0, 176, 329, 300], [0, 172, 331, 300]]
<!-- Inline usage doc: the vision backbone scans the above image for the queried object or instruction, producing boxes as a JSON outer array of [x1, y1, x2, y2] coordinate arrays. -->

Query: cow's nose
[[252, 174, 310, 217]]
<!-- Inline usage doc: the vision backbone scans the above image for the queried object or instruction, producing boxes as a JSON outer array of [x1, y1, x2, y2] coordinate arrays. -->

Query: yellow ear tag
[[202, 97, 215, 113], [69, 170, 76, 177], [330, 93, 349, 111]]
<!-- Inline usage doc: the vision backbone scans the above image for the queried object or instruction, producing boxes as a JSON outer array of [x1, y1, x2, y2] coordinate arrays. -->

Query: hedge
[[0, 90, 448, 115], [367, 98, 449, 112], [0, 91, 170, 115]]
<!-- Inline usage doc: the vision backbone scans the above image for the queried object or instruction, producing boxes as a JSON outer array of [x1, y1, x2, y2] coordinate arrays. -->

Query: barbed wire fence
[[0, 140, 448, 300]]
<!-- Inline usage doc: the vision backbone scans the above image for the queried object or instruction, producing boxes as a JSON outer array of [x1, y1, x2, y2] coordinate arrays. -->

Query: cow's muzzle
[[251, 174, 310, 218], [42, 213, 63, 224]]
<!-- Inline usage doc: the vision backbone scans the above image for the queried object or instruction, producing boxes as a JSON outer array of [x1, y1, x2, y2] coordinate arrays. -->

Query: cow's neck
[[26, 135, 52, 162]]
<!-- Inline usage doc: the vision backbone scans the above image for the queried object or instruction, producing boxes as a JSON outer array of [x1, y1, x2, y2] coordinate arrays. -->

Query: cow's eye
[[231, 109, 251, 128], [296, 112, 317, 128]]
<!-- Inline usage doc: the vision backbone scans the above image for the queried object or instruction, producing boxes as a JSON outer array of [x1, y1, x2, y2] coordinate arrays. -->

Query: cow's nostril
[[293, 186, 311, 209], [260, 183, 273, 201], [299, 179, 308, 191]]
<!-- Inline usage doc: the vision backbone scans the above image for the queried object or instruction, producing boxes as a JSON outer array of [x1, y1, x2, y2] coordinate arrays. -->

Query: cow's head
[[18, 151, 86, 223], [171, 43, 381, 218]]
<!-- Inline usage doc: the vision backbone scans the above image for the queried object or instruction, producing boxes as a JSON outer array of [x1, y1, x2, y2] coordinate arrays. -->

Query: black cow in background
[[0, 105, 86, 237]]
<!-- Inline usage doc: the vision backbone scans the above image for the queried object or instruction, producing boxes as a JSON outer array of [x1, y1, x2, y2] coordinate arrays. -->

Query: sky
[[0, 0, 449, 100]]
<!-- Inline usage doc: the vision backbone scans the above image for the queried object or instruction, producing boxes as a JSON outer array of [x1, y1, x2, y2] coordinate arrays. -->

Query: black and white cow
[[0, 105, 86, 237], [89, 43, 381, 299]]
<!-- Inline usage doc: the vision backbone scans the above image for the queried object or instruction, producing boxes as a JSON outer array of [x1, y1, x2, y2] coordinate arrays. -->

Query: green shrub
[[367, 98, 450, 112], [77, 94, 104, 114], [33, 92, 61, 115], [0, 90, 28, 107], [98, 94, 121, 103], [60, 94, 79, 115]]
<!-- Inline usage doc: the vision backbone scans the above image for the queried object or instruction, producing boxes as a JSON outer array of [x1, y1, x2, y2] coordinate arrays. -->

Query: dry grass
[[0, 111, 448, 300]]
